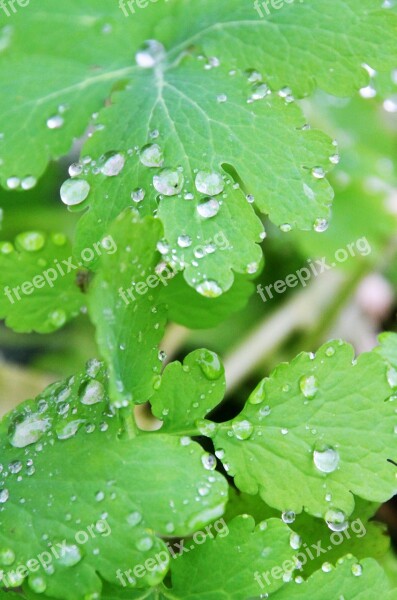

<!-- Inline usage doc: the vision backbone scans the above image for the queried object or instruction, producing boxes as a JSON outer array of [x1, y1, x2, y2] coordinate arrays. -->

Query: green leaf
[[213, 340, 397, 519], [73, 57, 331, 291], [150, 349, 225, 434], [162, 516, 296, 599], [271, 556, 395, 600], [0, 363, 228, 598], [0, 231, 83, 333], [87, 211, 168, 407], [1, 0, 396, 185], [160, 272, 255, 329]]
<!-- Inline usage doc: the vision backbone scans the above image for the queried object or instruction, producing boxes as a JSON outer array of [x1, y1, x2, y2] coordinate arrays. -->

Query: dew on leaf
[[56, 419, 85, 441], [281, 510, 295, 524], [56, 544, 82, 567], [250, 83, 269, 101], [21, 176, 37, 190], [177, 234, 192, 248], [131, 188, 145, 203], [28, 575, 47, 593], [197, 349, 223, 380], [69, 163, 83, 177], [153, 169, 184, 196], [126, 510, 143, 527], [195, 171, 224, 196], [313, 447, 340, 473], [289, 532, 301, 550], [197, 197, 220, 218], [314, 218, 328, 233], [248, 379, 266, 405], [60, 178, 90, 206], [196, 280, 223, 298], [299, 374, 318, 399], [232, 418, 254, 440], [135, 40, 165, 68], [0, 488, 9, 503], [48, 309, 67, 328], [80, 380, 105, 405], [9, 413, 51, 448], [0, 547, 15, 565], [7, 176, 20, 189], [100, 152, 125, 176], [46, 115, 64, 129], [329, 153, 340, 165], [140, 143, 164, 168], [312, 167, 326, 179], [280, 224, 292, 233], [15, 231, 45, 252], [201, 453, 217, 470], [352, 563, 363, 577], [325, 509, 348, 531], [136, 536, 154, 551], [217, 94, 227, 103]]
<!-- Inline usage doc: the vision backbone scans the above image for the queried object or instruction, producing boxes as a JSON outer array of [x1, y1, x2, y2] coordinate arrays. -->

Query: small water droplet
[[46, 115, 64, 129], [100, 151, 125, 176], [140, 143, 164, 168], [312, 167, 326, 179], [7, 176, 20, 189], [135, 40, 165, 68], [16, 231, 45, 252], [282, 510, 295, 524], [314, 218, 328, 233], [127, 511, 142, 526], [80, 380, 105, 405], [21, 176, 37, 190], [196, 280, 223, 298], [131, 188, 146, 203], [177, 234, 192, 248], [325, 509, 348, 531], [232, 419, 253, 440]]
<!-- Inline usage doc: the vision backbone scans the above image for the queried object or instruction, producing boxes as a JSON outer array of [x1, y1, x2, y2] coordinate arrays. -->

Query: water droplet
[[201, 453, 217, 470], [127, 511, 142, 526], [195, 171, 224, 196], [21, 176, 37, 190], [16, 231, 45, 252], [9, 413, 51, 448], [197, 197, 220, 218], [56, 544, 82, 567], [153, 169, 184, 196], [0, 548, 15, 565], [100, 152, 125, 176], [48, 309, 66, 328], [131, 188, 145, 203], [135, 40, 165, 68], [351, 563, 363, 577], [69, 162, 83, 177], [282, 511, 295, 524], [387, 367, 397, 389], [177, 234, 192, 248], [313, 447, 340, 473], [299, 375, 318, 399], [0, 489, 9, 503], [325, 509, 348, 531], [246, 262, 259, 274], [329, 153, 340, 165], [197, 349, 223, 380], [46, 115, 64, 129], [250, 83, 269, 100], [196, 280, 223, 298], [7, 176, 20, 189], [322, 562, 333, 573], [314, 218, 328, 233], [28, 575, 47, 593], [312, 167, 326, 179], [60, 178, 90, 206], [140, 143, 164, 168], [280, 224, 292, 233], [56, 419, 85, 440], [325, 346, 335, 357], [80, 380, 105, 405], [9, 460, 23, 474], [136, 536, 154, 551], [217, 94, 227, 103], [232, 419, 254, 440], [248, 379, 266, 404], [289, 532, 301, 550]]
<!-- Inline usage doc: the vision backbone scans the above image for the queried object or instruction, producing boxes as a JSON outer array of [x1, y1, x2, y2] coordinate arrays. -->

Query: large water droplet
[[232, 418, 253, 440], [197, 350, 223, 380], [313, 447, 340, 473], [60, 178, 90, 206], [153, 169, 184, 196], [195, 171, 224, 195], [0, 488, 9, 503], [80, 380, 105, 405], [196, 197, 220, 218], [100, 152, 125, 176], [140, 144, 164, 168], [6, 177, 20, 190], [135, 40, 165, 68], [248, 379, 266, 405], [325, 509, 348, 531], [299, 375, 318, 399], [21, 176, 37, 190], [9, 413, 51, 448], [56, 544, 82, 567]]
